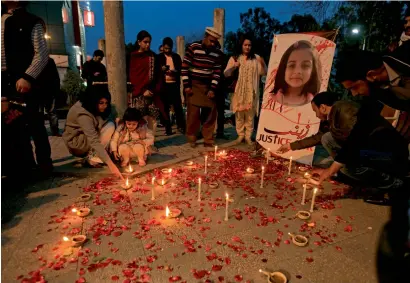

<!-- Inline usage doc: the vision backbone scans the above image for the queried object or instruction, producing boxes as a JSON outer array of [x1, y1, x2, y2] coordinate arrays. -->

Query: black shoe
[[216, 133, 230, 140], [364, 194, 391, 206], [204, 143, 215, 147]]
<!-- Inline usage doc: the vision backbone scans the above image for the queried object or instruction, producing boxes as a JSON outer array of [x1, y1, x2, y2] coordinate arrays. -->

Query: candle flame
[[165, 206, 170, 217], [303, 184, 306, 189], [262, 166, 265, 170], [169, 168, 172, 173], [63, 236, 69, 242], [198, 177, 201, 183], [314, 187, 318, 194], [290, 156, 293, 160], [225, 193, 229, 200], [205, 155, 208, 160], [152, 177, 155, 184], [72, 208, 77, 213], [259, 269, 262, 273], [125, 177, 129, 187], [162, 179, 165, 186], [128, 164, 133, 172], [304, 172, 309, 177]]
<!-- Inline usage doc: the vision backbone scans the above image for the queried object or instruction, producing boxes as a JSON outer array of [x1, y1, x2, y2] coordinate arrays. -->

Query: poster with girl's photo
[[257, 33, 336, 165]]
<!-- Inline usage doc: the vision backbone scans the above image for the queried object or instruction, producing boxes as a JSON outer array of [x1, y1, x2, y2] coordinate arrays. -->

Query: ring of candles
[[296, 210, 311, 220], [78, 194, 92, 202]]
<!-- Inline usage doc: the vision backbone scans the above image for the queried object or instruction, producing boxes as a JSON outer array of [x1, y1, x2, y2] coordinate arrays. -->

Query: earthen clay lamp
[[259, 269, 287, 283], [71, 235, 86, 247], [208, 182, 219, 189], [78, 194, 92, 202], [76, 208, 91, 217], [296, 211, 311, 220]]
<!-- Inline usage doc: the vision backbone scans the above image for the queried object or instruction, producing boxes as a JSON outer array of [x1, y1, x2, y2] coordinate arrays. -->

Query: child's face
[[125, 121, 138, 131], [97, 98, 109, 113], [285, 49, 313, 89]]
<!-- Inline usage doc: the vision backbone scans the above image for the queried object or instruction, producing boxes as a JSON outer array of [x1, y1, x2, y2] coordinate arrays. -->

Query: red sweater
[[128, 50, 160, 97]]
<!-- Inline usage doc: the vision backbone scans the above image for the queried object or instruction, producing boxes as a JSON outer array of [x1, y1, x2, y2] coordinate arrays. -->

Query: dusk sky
[[85, 1, 305, 56]]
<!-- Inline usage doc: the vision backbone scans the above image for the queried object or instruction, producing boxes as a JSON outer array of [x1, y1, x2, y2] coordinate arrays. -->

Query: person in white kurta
[[224, 38, 267, 144]]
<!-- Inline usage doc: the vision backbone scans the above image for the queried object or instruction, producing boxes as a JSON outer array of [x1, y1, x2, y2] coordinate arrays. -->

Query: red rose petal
[[111, 276, 119, 281], [212, 265, 223, 271], [231, 236, 244, 244], [306, 257, 314, 263], [145, 242, 155, 250], [225, 257, 231, 265], [234, 275, 243, 282], [113, 231, 123, 237], [335, 246, 342, 251], [75, 278, 86, 283], [344, 225, 353, 232], [192, 270, 208, 279], [218, 276, 225, 282]]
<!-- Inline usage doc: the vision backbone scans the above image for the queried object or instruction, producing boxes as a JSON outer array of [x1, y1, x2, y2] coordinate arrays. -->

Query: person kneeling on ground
[[62, 85, 123, 179], [309, 101, 409, 205], [276, 91, 340, 168], [110, 108, 154, 168]]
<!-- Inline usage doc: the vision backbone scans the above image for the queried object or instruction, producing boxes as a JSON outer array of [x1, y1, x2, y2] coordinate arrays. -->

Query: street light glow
[[352, 28, 359, 34]]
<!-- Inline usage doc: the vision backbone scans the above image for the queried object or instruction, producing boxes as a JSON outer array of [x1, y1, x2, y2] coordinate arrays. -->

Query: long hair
[[329, 101, 359, 142], [80, 85, 112, 119], [136, 30, 152, 51], [236, 34, 256, 60], [272, 40, 321, 96]]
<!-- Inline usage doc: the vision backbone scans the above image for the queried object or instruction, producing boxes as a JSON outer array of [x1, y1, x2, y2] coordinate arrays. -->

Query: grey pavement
[[1, 120, 389, 283]]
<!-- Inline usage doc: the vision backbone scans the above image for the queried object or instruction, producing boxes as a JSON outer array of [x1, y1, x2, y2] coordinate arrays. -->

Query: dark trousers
[[186, 103, 217, 144], [25, 93, 52, 167], [216, 93, 225, 134], [162, 83, 186, 131], [45, 98, 59, 135]]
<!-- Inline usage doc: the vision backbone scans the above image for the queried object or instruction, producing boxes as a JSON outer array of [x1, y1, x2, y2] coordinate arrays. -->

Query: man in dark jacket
[[277, 91, 341, 167], [1, 1, 53, 176], [157, 37, 185, 135], [81, 49, 107, 89]]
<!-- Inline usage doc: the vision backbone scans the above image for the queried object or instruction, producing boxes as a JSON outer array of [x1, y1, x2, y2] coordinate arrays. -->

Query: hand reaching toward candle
[[108, 162, 124, 180], [277, 144, 291, 154]]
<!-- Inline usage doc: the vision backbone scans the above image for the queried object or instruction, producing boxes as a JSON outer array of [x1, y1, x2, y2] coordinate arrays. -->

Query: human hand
[[276, 144, 291, 154], [143, 90, 153, 97], [108, 162, 124, 180], [113, 151, 120, 161], [94, 72, 100, 76], [161, 66, 168, 71], [308, 178, 322, 186], [16, 78, 31, 93], [207, 90, 215, 99], [234, 61, 240, 68]]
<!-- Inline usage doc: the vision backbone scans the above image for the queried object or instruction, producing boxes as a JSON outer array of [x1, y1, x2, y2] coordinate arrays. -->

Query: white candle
[[214, 146, 218, 161], [204, 155, 208, 174], [301, 184, 307, 205], [288, 156, 293, 175], [304, 172, 310, 184], [198, 178, 202, 201], [260, 166, 265, 188], [224, 193, 229, 221], [266, 148, 270, 164], [151, 177, 155, 200], [310, 188, 318, 212]]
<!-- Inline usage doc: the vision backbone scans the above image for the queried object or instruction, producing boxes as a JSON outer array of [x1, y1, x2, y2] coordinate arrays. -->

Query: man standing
[[158, 37, 185, 134], [81, 49, 107, 88], [182, 27, 224, 147], [1, 0, 52, 176]]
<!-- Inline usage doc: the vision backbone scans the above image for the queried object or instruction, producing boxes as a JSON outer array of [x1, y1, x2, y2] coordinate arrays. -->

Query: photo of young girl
[[269, 40, 322, 107]]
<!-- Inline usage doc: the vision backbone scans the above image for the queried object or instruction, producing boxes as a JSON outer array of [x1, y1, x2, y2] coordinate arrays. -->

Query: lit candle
[[161, 178, 165, 186], [71, 208, 77, 213], [214, 145, 218, 161], [198, 178, 202, 201], [260, 166, 265, 188], [63, 236, 69, 242], [151, 177, 155, 200], [165, 206, 170, 218], [122, 177, 131, 189], [301, 184, 307, 205], [304, 172, 310, 184], [310, 188, 318, 212], [224, 193, 229, 221], [288, 156, 293, 175], [204, 155, 208, 174], [128, 164, 133, 173], [266, 148, 270, 164]]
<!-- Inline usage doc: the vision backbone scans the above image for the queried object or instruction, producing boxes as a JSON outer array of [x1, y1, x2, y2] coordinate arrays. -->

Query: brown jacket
[[290, 120, 329, 150]]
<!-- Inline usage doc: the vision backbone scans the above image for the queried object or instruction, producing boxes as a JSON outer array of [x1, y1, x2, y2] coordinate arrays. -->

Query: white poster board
[[256, 33, 336, 165]]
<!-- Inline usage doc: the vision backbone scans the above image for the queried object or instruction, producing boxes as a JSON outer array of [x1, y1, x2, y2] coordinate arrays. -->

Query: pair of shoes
[[216, 133, 230, 140], [204, 143, 215, 147], [364, 194, 391, 206], [189, 143, 197, 148]]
